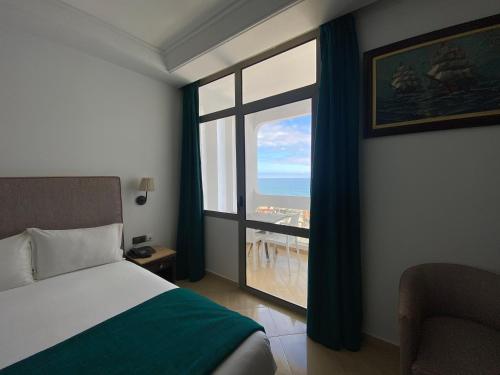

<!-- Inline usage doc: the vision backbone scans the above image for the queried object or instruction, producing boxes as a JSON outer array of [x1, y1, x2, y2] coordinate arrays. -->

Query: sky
[[257, 114, 311, 179]]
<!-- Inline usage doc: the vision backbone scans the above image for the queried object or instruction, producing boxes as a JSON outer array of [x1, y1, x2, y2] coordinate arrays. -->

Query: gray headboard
[[0, 177, 123, 240]]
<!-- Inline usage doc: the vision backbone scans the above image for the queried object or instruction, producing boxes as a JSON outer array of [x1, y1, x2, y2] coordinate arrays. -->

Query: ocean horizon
[[258, 177, 310, 197]]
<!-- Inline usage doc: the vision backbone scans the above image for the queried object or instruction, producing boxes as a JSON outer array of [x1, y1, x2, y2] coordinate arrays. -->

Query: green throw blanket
[[2, 288, 264, 375]]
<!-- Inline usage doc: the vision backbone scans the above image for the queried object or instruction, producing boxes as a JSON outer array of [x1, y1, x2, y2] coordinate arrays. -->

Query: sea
[[258, 178, 310, 197], [377, 80, 500, 125]]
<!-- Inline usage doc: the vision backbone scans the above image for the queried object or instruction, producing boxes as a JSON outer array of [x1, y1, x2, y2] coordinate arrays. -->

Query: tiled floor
[[177, 273, 399, 375], [246, 244, 308, 308]]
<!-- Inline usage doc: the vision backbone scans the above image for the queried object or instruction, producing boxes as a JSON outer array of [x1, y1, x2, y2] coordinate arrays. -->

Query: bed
[[0, 177, 276, 375]]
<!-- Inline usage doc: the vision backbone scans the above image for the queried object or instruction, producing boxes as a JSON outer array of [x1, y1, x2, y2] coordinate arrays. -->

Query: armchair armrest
[[399, 267, 427, 375]]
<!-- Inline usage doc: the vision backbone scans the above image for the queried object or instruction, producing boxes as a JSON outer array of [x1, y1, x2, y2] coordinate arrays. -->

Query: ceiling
[[0, 0, 377, 86], [59, 0, 239, 48]]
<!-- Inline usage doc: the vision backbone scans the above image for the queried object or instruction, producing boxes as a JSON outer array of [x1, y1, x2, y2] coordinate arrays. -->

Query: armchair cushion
[[412, 316, 500, 375]]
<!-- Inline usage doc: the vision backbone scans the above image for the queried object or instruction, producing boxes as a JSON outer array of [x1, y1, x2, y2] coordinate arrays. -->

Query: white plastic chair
[[246, 228, 270, 260], [264, 213, 301, 275]]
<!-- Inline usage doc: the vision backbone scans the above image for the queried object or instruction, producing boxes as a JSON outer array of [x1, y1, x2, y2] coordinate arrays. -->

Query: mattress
[[0, 261, 276, 374]]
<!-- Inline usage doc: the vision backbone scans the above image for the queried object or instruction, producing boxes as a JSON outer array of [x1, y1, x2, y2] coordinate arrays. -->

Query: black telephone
[[127, 246, 156, 259]]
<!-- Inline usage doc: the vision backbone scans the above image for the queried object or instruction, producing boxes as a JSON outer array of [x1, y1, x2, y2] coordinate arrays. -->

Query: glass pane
[[245, 99, 311, 229], [200, 116, 237, 213], [242, 40, 316, 103], [246, 227, 308, 308], [199, 74, 235, 115]]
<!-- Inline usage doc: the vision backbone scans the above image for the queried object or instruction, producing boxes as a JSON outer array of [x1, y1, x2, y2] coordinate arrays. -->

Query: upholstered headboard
[[0, 177, 123, 240]]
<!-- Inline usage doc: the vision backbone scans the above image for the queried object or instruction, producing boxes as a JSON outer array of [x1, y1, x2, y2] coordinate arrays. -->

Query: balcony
[[245, 199, 309, 307]]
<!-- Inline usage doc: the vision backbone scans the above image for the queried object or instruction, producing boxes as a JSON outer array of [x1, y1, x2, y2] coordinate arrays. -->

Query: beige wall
[[357, 0, 500, 343], [0, 29, 181, 250]]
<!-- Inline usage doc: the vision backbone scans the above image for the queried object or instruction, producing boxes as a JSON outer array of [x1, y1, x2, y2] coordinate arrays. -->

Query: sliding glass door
[[244, 100, 312, 308], [198, 32, 318, 311]]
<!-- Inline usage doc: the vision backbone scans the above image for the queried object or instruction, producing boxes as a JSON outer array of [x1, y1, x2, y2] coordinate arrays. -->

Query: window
[[242, 40, 316, 103], [245, 99, 312, 229], [198, 74, 235, 115], [197, 32, 317, 309], [198, 39, 317, 217], [199, 117, 237, 213]]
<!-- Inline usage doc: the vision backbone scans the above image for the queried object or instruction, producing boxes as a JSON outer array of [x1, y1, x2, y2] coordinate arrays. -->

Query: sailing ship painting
[[364, 15, 500, 137], [391, 63, 422, 94], [426, 44, 474, 92]]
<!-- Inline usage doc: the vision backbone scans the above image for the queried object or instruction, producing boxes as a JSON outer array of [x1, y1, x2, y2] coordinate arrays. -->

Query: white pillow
[[0, 232, 34, 292], [29, 223, 123, 280]]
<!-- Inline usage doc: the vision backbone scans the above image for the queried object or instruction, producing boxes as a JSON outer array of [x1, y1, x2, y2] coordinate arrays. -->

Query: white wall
[[0, 29, 181, 250], [356, 0, 500, 344], [205, 216, 239, 281]]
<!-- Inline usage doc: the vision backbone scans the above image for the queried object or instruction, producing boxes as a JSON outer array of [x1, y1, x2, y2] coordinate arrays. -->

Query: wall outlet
[[132, 234, 153, 245], [132, 235, 147, 245]]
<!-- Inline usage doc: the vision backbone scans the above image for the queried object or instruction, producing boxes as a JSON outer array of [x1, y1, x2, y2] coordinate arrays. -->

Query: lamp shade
[[138, 177, 155, 192]]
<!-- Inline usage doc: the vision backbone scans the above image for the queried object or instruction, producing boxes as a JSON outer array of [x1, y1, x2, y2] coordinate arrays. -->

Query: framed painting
[[364, 14, 500, 137]]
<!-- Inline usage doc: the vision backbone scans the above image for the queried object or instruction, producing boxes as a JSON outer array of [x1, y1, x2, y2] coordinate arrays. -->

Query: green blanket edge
[[2, 288, 264, 375]]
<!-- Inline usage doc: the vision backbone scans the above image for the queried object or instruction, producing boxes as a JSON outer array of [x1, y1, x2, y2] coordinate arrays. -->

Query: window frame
[[199, 29, 319, 223], [198, 73, 236, 116], [199, 116, 238, 214], [198, 29, 320, 313]]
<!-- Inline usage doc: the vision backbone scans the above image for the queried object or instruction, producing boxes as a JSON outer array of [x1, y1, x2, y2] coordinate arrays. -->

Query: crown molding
[[161, 0, 302, 71], [0, 0, 180, 84], [48, 0, 162, 54], [0, 0, 377, 86], [0, 0, 301, 86], [172, 0, 377, 83], [160, 0, 248, 54]]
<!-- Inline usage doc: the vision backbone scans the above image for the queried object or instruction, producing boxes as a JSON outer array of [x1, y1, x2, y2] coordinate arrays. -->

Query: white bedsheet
[[0, 261, 276, 374]]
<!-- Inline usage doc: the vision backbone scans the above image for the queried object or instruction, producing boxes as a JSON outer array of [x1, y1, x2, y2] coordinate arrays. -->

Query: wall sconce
[[136, 177, 155, 205]]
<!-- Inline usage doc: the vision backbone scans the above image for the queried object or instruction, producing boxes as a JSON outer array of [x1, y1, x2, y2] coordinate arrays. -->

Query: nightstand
[[126, 246, 176, 283]]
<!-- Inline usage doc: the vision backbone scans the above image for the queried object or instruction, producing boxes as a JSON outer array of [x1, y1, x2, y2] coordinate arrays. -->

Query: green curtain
[[176, 82, 205, 282], [307, 14, 362, 351]]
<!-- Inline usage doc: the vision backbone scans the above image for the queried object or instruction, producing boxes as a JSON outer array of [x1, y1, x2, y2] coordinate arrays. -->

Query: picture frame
[[364, 14, 500, 137]]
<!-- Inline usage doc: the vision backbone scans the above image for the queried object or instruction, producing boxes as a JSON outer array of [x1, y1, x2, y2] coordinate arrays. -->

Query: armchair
[[399, 263, 500, 375]]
